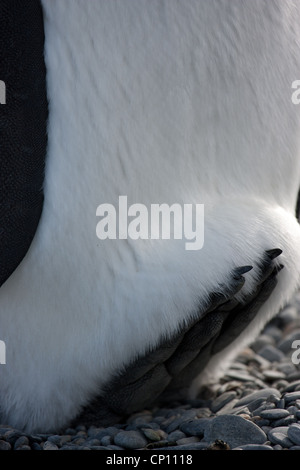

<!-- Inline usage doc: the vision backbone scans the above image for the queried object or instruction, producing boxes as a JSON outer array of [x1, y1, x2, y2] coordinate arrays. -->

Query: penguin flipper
[[0, 0, 48, 287], [72, 248, 282, 427]]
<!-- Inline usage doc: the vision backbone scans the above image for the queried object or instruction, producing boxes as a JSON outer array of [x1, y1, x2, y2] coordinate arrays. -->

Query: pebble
[[277, 330, 300, 353], [257, 345, 285, 363], [268, 427, 293, 448], [211, 391, 237, 413], [179, 418, 211, 436], [287, 423, 300, 445], [204, 415, 267, 449], [167, 430, 186, 442], [284, 392, 300, 403], [43, 440, 59, 450], [233, 444, 273, 450], [258, 409, 290, 420], [14, 436, 29, 449], [114, 430, 148, 449], [0, 440, 11, 450], [234, 388, 281, 408]]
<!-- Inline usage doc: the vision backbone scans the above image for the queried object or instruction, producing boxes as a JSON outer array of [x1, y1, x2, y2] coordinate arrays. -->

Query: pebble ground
[[2, 291, 300, 451]]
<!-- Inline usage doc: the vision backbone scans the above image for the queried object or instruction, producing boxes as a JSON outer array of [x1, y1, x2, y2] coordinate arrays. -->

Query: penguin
[[1, 0, 300, 433]]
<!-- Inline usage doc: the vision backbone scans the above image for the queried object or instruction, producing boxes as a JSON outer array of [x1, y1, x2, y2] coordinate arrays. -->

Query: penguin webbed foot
[[71, 248, 283, 427]]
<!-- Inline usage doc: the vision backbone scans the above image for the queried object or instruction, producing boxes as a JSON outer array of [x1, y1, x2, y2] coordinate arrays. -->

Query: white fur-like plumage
[[1, 0, 300, 432]]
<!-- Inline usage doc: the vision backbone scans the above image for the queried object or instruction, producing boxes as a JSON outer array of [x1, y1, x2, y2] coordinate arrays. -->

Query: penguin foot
[[72, 248, 283, 427]]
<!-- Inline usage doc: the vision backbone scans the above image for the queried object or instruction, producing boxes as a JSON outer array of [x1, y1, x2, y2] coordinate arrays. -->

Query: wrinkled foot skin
[[72, 248, 283, 427]]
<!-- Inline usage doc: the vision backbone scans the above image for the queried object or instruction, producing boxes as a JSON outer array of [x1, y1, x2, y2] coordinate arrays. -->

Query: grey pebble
[[287, 423, 300, 446], [70, 437, 86, 446], [47, 434, 62, 446], [176, 436, 200, 445], [251, 334, 274, 353], [179, 418, 211, 437], [233, 444, 273, 450], [211, 391, 237, 413], [258, 409, 289, 420], [284, 391, 300, 403], [0, 439, 11, 450], [31, 442, 42, 450], [4, 430, 24, 445], [277, 398, 286, 409], [204, 415, 267, 449], [100, 436, 112, 446], [287, 372, 300, 382], [165, 409, 198, 434], [288, 405, 299, 415], [92, 426, 120, 440], [167, 430, 186, 442], [43, 440, 59, 450], [268, 427, 293, 448], [263, 370, 286, 381], [14, 435, 29, 449], [252, 403, 275, 416], [277, 330, 300, 353], [284, 380, 300, 392], [258, 345, 285, 362], [234, 388, 280, 408], [114, 430, 148, 449], [263, 325, 283, 342], [141, 428, 161, 442], [253, 418, 270, 427], [272, 416, 297, 427]]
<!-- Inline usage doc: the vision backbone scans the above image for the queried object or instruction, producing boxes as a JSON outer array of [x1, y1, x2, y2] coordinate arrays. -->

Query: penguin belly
[[1, 0, 300, 433]]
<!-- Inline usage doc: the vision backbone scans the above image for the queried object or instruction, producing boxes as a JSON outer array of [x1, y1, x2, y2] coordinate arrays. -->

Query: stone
[[284, 391, 300, 403], [141, 428, 161, 442], [287, 423, 300, 446], [43, 440, 59, 450], [179, 418, 211, 437], [204, 415, 267, 449], [211, 391, 237, 413], [0, 440, 11, 450], [234, 388, 280, 408], [277, 330, 300, 353], [268, 427, 293, 448], [258, 345, 284, 362], [114, 430, 148, 449], [258, 409, 289, 420], [14, 435, 29, 449], [233, 444, 273, 450], [176, 436, 200, 445], [167, 430, 186, 442]]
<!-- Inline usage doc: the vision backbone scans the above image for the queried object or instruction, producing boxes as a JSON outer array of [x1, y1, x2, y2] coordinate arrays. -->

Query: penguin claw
[[72, 248, 284, 427], [266, 248, 283, 259], [233, 265, 253, 277]]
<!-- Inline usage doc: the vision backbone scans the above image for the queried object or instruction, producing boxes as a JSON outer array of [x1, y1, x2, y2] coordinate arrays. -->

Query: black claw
[[266, 248, 282, 259], [233, 265, 253, 279]]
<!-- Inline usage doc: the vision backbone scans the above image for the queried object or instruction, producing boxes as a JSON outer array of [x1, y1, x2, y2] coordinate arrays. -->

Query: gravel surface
[[2, 291, 300, 450]]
